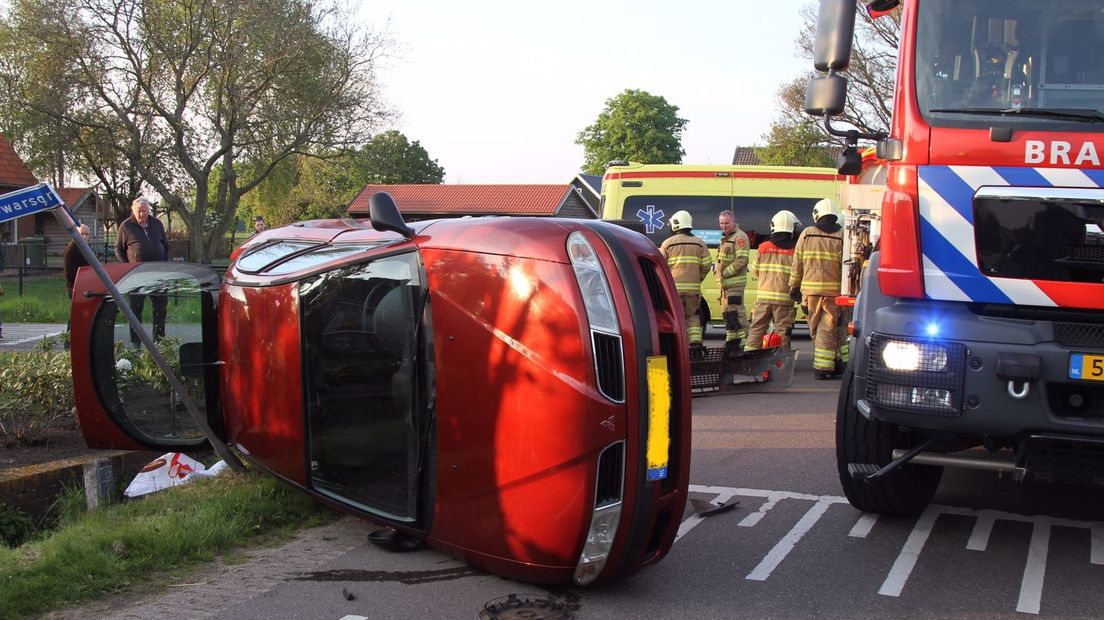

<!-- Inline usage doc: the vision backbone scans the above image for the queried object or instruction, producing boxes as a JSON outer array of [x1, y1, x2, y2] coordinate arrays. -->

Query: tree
[[238, 130, 445, 226], [1, 0, 391, 262], [352, 130, 444, 185], [756, 120, 837, 168], [764, 4, 899, 155], [576, 89, 688, 175]]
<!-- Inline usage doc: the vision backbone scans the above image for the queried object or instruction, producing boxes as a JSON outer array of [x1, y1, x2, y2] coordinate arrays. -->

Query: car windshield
[[917, 0, 1104, 126]]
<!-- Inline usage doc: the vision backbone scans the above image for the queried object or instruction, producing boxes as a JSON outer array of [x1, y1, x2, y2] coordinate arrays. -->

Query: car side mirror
[[805, 74, 848, 117], [369, 192, 415, 239]]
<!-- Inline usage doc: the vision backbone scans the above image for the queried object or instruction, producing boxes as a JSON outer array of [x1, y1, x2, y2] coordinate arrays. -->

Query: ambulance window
[[625, 195, 821, 249], [732, 197, 820, 248], [624, 196, 732, 247]]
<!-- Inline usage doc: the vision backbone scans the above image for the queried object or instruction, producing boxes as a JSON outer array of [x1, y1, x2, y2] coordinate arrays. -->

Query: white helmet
[[812, 198, 841, 224], [670, 210, 693, 231], [770, 210, 798, 235]]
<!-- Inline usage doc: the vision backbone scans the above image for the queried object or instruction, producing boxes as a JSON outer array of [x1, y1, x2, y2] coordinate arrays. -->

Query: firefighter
[[660, 210, 712, 347], [716, 209, 749, 347], [789, 198, 845, 380], [745, 210, 799, 351]]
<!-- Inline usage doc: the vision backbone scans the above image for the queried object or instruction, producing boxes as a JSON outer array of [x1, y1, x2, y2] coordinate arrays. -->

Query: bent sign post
[[0, 183, 244, 472]]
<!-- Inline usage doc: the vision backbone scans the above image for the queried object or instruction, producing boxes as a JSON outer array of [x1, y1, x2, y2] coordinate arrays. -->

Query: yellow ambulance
[[600, 162, 842, 325]]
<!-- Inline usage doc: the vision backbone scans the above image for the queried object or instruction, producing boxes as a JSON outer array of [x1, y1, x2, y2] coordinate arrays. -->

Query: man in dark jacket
[[63, 224, 93, 298], [115, 198, 170, 343]]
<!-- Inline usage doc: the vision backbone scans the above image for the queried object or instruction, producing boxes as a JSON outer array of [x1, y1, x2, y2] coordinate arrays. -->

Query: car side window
[[299, 251, 429, 522]]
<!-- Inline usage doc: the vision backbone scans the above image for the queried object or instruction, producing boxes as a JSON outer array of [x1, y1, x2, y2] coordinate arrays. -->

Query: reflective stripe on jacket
[[717, 227, 749, 290], [789, 226, 843, 296], [660, 232, 712, 294], [751, 240, 795, 304]]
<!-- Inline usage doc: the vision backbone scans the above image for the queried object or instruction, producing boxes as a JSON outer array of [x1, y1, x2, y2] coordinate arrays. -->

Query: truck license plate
[[1069, 353, 1104, 381]]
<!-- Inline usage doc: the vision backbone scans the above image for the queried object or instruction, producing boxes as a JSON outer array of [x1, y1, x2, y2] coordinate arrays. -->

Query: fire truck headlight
[[573, 503, 622, 585], [881, 339, 948, 372], [567, 232, 620, 335]]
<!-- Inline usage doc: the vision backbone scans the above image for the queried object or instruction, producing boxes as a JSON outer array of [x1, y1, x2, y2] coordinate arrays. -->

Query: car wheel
[[835, 367, 943, 516]]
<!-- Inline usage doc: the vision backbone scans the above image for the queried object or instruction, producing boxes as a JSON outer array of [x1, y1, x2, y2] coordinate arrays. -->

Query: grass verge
[[0, 275, 70, 323], [0, 471, 336, 619]]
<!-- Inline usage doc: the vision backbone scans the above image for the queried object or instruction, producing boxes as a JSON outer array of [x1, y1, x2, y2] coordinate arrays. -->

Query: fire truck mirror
[[813, 0, 858, 72], [805, 74, 848, 117]]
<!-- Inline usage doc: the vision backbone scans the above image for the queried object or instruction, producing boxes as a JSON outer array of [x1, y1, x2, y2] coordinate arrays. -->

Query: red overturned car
[[70, 194, 691, 586]]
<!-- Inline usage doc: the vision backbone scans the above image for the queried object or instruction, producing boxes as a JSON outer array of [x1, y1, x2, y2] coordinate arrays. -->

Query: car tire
[[835, 368, 943, 516]]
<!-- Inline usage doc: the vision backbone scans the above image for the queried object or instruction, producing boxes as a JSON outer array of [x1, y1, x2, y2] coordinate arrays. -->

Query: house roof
[[731, 145, 845, 166], [0, 134, 38, 189], [577, 174, 602, 196], [56, 187, 94, 211], [347, 184, 573, 216]]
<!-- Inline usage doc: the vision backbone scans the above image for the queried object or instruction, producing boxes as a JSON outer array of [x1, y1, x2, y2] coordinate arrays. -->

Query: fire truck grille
[[1054, 322, 1104, 348], [1062, 244, 1104, 262], [593, 332, 625, 402]]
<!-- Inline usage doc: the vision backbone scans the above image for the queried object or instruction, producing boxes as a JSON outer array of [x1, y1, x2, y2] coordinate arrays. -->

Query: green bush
[[0, 503, 34, 548], [0, 350, 76, 443]]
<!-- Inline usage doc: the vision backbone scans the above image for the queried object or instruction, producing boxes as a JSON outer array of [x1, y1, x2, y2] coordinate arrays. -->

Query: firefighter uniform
[[660, 211, 712, 345], [789, 199, 845, 378], [745, 211, 799, 351], [717, 224, 750, 345]]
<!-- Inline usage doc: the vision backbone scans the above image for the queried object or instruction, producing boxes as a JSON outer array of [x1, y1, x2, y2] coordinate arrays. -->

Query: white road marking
[[848, 513, 878, 539], [739, 494, 782, 528], [879, 505, 939, 597], [676, 492, 734, 542], [1017, 521, 1052, 615], [967, 512, 996, 552], [683, 485, 1104, 614], [1092, 525, 1104, 566], [339, 616, 369, 620], [746, 500, 833, 581]]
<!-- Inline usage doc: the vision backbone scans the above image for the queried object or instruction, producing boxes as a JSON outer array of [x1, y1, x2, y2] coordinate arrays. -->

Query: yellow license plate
[[1069, 353, 1104, 381], [646, 356, 671, 481]]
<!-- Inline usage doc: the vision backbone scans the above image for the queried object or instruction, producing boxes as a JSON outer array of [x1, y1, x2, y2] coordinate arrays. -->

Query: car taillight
[[878, 189, 924, 299]]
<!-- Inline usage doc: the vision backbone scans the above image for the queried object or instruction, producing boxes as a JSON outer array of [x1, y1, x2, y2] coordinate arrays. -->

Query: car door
[[70, 262, 223, 452]]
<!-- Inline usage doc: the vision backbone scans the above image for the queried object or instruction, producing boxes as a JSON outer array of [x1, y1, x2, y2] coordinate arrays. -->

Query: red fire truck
[[69, 194, 691, 585], [808, 0, 1104, 515]]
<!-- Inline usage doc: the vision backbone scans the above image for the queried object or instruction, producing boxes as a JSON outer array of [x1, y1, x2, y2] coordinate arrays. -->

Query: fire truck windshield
[[917, 0, 1104, 127]]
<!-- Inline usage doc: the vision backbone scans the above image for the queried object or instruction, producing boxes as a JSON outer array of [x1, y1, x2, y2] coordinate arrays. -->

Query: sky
[[357, 0, 815, 184]]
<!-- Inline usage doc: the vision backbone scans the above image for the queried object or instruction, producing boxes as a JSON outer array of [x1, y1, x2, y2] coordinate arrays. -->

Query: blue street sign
[[0, 183, 64, 224]]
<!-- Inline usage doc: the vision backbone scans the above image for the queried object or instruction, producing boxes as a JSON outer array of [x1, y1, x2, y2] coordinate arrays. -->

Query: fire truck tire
[[835, 369, 943, 516]]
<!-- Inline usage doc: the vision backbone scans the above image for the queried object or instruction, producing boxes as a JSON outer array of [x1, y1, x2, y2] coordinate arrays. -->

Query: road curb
[[1, 450, 160, 520]]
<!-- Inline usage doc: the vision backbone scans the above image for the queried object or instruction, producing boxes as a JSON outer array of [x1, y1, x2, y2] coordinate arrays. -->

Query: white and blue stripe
[[916, 165, 1097, 307]]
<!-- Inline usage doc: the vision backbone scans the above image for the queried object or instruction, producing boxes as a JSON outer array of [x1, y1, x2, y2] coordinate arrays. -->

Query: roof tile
[[347, 184, 571, 216], [0, 134, 38, 189]]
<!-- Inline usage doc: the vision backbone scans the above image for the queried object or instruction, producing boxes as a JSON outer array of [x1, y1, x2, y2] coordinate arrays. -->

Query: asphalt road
[[55, 329, 1104, 620]]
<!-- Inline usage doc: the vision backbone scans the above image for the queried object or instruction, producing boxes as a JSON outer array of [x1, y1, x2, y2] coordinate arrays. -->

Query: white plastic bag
[[124, 452, 225, 498]]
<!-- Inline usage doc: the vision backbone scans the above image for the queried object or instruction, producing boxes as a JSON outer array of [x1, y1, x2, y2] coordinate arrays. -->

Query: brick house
[[0, 133, 109, 252], [346, 180, 600, 221]]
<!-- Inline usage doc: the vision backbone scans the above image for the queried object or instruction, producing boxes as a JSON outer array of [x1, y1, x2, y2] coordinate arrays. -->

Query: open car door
[[70, 262, 223, 452]]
